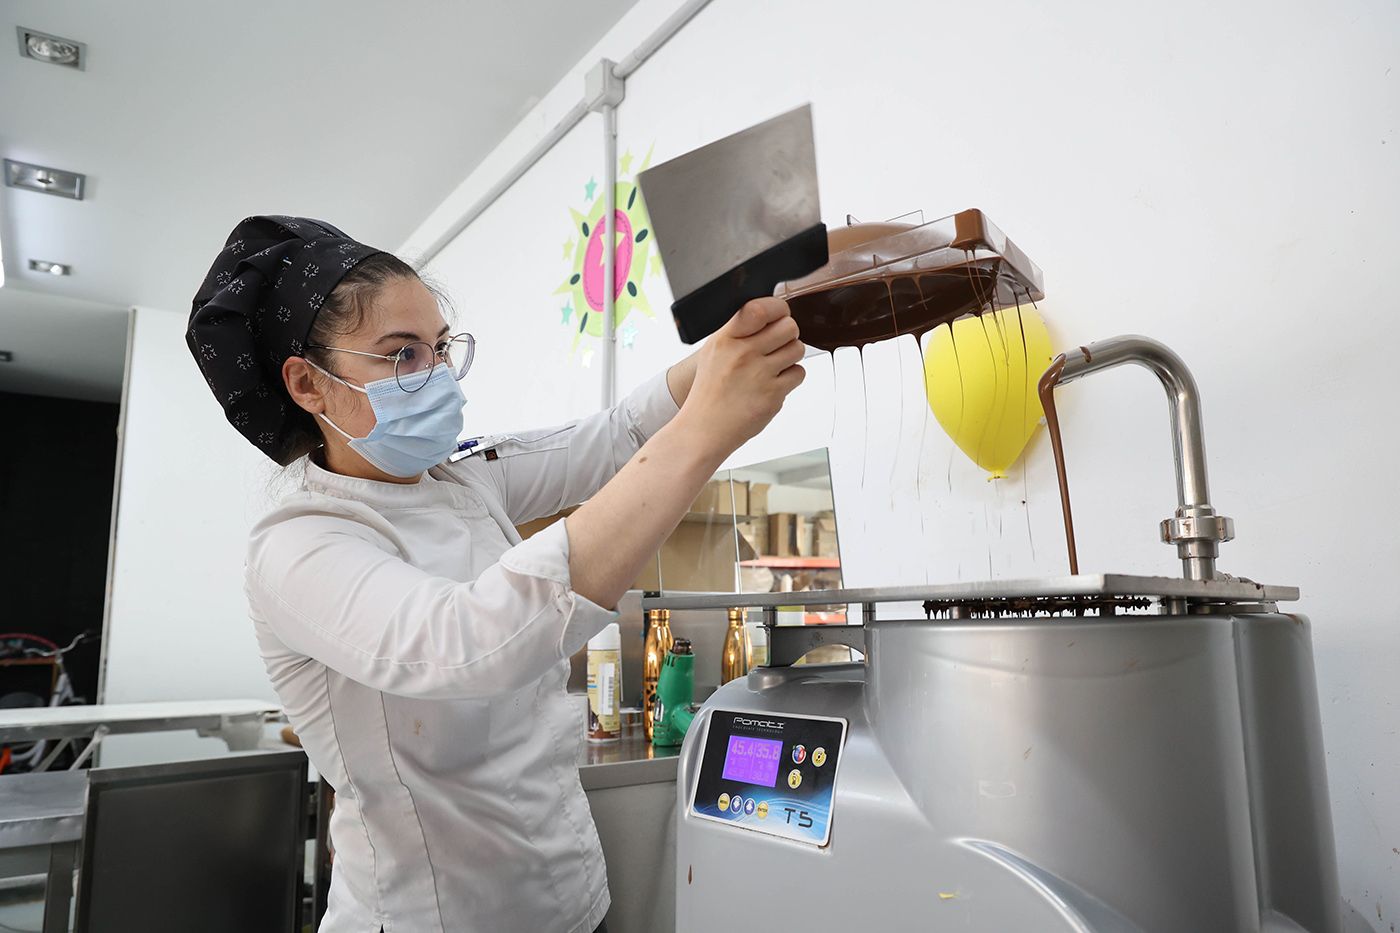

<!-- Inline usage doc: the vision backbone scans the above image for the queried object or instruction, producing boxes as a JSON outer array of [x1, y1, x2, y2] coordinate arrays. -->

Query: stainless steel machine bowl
[[662, 579, 1339, 932]]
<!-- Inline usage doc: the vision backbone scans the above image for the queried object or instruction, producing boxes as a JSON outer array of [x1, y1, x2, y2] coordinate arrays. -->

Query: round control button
[[813, 747, 827, 768], [730, 796, 743, 815], [792, 744, 807, 764], [788, 769, 802, 789], [744, 798, 756, 815], [718, 793, 730, 812], [756, 801, 769, 820]]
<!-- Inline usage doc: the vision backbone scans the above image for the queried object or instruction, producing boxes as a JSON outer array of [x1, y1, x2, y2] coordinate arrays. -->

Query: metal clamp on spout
[[1054, 336, 1234, 581]]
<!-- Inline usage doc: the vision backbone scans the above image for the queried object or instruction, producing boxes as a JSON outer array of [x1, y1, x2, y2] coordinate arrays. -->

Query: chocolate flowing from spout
[[1037, 354, 1079, 575]]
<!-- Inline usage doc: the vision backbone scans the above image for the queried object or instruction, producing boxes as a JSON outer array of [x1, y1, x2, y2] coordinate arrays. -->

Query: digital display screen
[[721, 735, 783, 787]]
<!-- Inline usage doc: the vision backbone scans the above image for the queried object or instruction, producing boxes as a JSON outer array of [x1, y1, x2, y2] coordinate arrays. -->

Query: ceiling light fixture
[[0, 352, 12, 363], [3, 159, 85, 199], [29, 259, 71, 276], [16, 27, 85, 69]]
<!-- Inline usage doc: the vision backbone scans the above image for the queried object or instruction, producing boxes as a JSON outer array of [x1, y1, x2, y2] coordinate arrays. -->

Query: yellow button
[[788, 769, 802, 789], [756, 801, 769, 820], [813, 747, 827, 768], [718, 793, 730, 812]]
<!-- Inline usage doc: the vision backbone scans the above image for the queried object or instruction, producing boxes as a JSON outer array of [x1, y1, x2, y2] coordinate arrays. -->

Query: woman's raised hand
[[677, 297, 806, 456]]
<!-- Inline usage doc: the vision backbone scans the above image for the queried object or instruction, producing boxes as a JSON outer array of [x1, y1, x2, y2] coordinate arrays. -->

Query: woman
[[187, 215, 805, 932]]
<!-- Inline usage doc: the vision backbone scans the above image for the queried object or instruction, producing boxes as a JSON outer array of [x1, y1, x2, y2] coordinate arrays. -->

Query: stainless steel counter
[[0, 771, 86, 849], [0, 771, 86, 933], [578, 732, 679, 791]]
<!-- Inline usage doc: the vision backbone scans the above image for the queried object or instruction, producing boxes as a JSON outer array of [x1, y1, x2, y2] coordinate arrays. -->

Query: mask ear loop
[[317, 412, 356, 442], [306, 358, 369, 395], [306, 358, 368, 441]]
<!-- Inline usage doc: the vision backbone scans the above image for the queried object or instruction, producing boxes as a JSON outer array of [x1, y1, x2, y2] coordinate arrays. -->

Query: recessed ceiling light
[[29, 259, 71, 276], [0, 352, 13, 363], [3, 159, 85, 200], [16, 27, 85, 70]]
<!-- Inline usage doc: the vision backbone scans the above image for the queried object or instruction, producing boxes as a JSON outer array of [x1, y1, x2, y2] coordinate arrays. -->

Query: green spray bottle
[[651, 638, 696, 747]]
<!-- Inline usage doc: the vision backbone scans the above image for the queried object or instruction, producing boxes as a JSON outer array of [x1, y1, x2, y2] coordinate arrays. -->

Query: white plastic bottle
[[587, 623, 622, 743]]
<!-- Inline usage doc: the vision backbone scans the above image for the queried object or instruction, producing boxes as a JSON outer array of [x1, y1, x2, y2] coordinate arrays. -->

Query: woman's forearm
[[564, 410, 723, 609], [568, 298, 805, 609], [665, 352, 701, 407]]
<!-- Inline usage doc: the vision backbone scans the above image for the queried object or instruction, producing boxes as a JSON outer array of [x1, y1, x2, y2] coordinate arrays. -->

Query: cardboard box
[[748, 482, 771, 516], [794, 514, 812, 556], [690, 478, 749, 517], [811, 510, 838, 556], [768, 513, 813, 557], [737, 519, 768, 556], [631, 519, 756, 591], [768, 513, 794, 557]]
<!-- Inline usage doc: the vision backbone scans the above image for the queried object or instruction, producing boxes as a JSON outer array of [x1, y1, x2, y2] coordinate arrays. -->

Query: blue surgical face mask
[[310, 362, 465, 478]]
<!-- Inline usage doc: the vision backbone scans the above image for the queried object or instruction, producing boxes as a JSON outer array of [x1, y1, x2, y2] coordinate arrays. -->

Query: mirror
[[635, 447, 842, 600]]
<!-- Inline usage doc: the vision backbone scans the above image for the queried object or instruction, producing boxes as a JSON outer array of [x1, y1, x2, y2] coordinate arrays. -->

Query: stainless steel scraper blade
[[638, 105, 826, 343]]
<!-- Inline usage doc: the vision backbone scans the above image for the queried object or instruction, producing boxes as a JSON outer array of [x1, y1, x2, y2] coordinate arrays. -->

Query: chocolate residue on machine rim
[[1037, 352, 1078, 575]]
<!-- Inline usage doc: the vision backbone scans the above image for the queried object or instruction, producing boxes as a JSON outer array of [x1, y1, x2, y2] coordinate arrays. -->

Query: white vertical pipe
[[601, 104, 618, 408]]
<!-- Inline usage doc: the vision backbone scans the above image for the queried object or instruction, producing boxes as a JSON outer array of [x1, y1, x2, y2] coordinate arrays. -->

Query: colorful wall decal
[[554, 146, 662, 355]]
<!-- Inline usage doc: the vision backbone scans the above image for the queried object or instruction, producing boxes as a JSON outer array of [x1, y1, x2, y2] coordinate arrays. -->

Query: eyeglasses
[[308, 332, 476, 393]]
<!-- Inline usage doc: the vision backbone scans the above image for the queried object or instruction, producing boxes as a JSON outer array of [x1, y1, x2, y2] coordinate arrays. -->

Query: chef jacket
[[246, 372, 680, 933]]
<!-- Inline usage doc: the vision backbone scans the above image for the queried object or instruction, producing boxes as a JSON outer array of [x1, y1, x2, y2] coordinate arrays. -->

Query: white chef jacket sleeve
[[459, 370, 680, 525], [247, 509, 613, 700]]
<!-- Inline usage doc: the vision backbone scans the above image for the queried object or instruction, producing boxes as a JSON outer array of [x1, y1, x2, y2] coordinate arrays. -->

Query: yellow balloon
[[923, 305, 1054, 480]]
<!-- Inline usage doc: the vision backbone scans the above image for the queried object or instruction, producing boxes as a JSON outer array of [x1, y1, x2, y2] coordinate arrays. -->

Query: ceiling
[[731, 450, 835, 490], [0, 0, 640, 401], [0, 286, 128, 401]]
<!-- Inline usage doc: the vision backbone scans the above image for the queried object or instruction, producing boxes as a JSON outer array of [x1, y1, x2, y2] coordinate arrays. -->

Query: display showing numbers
[[721, 734, 784, 787]]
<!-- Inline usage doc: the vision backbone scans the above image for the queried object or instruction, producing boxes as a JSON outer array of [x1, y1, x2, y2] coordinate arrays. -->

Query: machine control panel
[[690, 709, 847, 847]]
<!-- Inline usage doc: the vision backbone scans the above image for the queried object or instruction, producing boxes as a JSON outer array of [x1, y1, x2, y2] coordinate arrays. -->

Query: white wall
[[101, 306, 283, 764], [403, 0, 1400, 923]]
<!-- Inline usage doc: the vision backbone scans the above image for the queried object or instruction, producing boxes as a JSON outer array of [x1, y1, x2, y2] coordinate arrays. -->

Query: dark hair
[[278, 252, 449, 463]]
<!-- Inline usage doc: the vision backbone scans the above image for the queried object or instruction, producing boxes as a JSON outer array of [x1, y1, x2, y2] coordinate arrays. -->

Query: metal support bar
[[66, 725, 106, 770], [42, 841, 76, 933], [601, 102, 618, 407], [34, 738, 71, 773]]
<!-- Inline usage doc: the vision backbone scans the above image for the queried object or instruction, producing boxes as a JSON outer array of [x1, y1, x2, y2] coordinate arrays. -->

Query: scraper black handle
[[670, 222, 829, 344]]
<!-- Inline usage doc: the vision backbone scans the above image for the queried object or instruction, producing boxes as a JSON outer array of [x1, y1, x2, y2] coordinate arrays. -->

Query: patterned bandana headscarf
[[187, 215, 384, 464]]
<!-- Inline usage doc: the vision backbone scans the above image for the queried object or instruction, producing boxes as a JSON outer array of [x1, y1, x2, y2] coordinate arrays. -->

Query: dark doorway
[[0, 390, 120, 708]]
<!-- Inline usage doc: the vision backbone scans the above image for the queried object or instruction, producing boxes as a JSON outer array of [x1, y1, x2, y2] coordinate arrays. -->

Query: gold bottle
[[642, 609, 673, 742], [721, 608, 748, 684]]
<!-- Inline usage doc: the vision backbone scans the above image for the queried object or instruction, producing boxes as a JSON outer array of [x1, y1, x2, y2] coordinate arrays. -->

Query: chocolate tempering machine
[[642, 227, 1340, 931]]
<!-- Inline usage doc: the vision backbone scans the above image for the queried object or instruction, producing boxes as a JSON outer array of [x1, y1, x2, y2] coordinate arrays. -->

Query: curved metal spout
[[1054, 336, 1234, 581]]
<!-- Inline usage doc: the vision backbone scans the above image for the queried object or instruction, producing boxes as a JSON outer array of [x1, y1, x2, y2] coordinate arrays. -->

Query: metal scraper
[[637, 105, 827, 344]]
